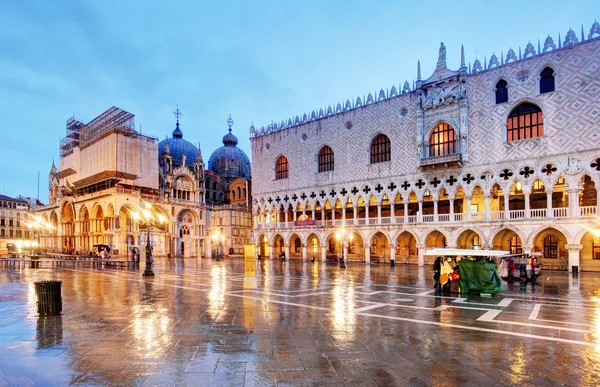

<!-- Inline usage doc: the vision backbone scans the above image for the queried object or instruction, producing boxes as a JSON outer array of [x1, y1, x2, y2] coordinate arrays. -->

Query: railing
[[530, 209, 547, 218], [471, 212, 485, 221], [422, 215, 435, 223], [554, 208, 568, 218], [509, 210, 525, 219], [490, 211, 505, 220], [580, 206, 597, 217], [255, 205, 594, 229], [438, 214, 450, 222]]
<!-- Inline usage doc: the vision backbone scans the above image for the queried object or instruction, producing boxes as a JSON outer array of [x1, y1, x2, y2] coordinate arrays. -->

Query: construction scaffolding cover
[[79, 106, 135, 147], [458, 260, 503, 294]]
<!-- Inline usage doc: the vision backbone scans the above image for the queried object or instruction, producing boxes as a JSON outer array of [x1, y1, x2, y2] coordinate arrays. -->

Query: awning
[[55, 168, 76, 179], [72, 170, 137, 189]]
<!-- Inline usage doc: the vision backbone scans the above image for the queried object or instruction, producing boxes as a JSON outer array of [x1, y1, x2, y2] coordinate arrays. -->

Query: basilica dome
[[208, 128, 251, 182], [158, 121, 197, 168]]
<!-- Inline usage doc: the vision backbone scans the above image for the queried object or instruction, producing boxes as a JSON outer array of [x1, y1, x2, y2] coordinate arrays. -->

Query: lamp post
[[26, 215, 53, 256], [210, 230, 223, 260], [336, 227, 353, 269], [132, 202, 166, 277]]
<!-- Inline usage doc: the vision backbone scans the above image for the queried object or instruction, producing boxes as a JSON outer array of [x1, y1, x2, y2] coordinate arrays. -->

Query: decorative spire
[[226, 114, 234, 133], [172, 105, 183, 139], [461, 45, 465, 65], [195, 142, 203, 163], [582, 24, 585, 41], [417, 60, 421, 80], [538, 39, 541, 54]]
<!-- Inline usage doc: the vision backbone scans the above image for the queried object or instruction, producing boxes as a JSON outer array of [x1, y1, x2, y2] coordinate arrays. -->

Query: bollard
[[34, 281, 62, 317]]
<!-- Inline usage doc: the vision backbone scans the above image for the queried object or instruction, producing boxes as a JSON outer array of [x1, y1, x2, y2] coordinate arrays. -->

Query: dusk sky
[[1, 0, 597, 201]]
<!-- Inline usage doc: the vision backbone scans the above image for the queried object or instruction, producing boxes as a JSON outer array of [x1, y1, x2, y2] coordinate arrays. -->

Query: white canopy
[[424, 248, 510, 257]]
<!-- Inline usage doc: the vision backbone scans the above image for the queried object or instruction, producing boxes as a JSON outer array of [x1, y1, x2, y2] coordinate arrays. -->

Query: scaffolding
[[60, 117, 84, 158], [79, 106, 136, 148]]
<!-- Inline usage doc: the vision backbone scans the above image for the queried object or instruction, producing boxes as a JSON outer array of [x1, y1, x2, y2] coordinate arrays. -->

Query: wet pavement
[[1, 259, 600, 386]]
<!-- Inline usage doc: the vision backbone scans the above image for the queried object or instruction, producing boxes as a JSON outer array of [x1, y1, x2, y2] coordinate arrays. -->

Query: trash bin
[[34, 281, 62, 317], [572, 266, 579, 275]]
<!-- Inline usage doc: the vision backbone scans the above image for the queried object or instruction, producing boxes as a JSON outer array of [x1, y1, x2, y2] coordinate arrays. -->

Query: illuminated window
[[533, 180, 545, 192], [275, 156, 288, 180], [593, 236, 600, 260], [311, 237, 318, 253], [495, 79, 508, 104], [540, 67, 555, 94], [370, 134, 391, 163], [472, 235, 480, 249], [543, 234, 558, 258], [507, 103, 543, 141], [429, 123, 456, 157], [318, 145, 334, 172], [510, 235, 522, 254]]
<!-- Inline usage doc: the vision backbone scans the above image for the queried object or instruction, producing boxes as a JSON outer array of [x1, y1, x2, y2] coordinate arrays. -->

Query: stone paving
[[1, 258, 600, 386]]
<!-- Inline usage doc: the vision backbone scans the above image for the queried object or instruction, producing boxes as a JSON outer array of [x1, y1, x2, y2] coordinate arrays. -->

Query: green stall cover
[[458, 260, 503, 294]]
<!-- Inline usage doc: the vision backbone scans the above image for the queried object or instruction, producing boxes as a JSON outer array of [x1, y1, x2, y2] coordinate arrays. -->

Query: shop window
[[370, 134, 391, 163], [276, 156, 288, 179], [593, 236, 600, 260], [510, 235, 522, 254], [539, 67, 555, 94], [318, 145, 334, 172], [543, 234, 558, 258], [495, 79, 508, 104], [429, 123, 456, 157], [507, 103, 543, 141]]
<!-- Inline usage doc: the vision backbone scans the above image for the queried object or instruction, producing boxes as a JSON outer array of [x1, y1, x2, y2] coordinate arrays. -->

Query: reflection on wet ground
[[1, 258, 600, 386]]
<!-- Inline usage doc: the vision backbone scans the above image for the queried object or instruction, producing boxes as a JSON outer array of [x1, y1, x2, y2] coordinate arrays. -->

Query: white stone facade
[[250, 25, 600, 271]]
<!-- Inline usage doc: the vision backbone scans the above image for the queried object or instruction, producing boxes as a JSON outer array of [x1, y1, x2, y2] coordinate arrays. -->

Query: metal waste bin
[[572, 266, 579, 275], [34, 281, 62, 317]]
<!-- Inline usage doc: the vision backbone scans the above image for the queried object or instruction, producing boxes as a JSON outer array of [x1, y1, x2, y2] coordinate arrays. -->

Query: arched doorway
[[532, 227, 568, 269], [289, 233, 302, 260], [178, 209, 197, 257], [492, 229, 523, 254], [456, 229, 482, 249], [370, 232, 389, 263], [396, 231, 417, 264], [580, 229, 600, 271], [61, 202, 76, 253]]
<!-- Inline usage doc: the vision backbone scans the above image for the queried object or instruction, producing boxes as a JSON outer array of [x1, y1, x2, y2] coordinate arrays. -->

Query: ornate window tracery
[[318, 145, 334, 172], [495, 79, 508, 104], [543, 234, 558, 258], [276, 156, 288, 180], [370, 134, 390, 163], [539, 67, 555, 94], [507, 103, 543, 141], [429, 123, 456, 157]]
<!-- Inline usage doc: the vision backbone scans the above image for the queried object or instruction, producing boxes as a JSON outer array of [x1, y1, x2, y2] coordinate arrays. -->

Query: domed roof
[[158, 121, 197, 168], [208, 118, 251, 182]]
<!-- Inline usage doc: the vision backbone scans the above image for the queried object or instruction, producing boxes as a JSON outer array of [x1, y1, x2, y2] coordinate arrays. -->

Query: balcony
[[419, 153, 462, 169], [254, 206, 597, 230]]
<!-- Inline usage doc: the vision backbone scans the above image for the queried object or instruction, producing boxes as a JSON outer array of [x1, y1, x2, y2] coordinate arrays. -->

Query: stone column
[[524, 192, 531, 218], [365, 244, 370, 264], [466, 195, 472, 221], [504, 193, 510, 220], [284, 245, 290, 260], [353, 206, 357, 225], [321, 245, 327, 262], [484, 194, 490, 220], [546, 190, 553, 218], [433, 199, 439, 222], [377, 202, 382, 224], [403, 200, 409, 224], [302, 245, 307, 260], [390, 243, 396, 265], [566, 244, 582, 272], [284, 210, 289, 225], [417, 200, 423, 222], [269, 244, 274, 260], [342, 204, 346, 225], [417, 243, 426, 266], [207, 237, 212, 258], [569, 188, 580, 218], [321, 207, 325, 223], [365, 205, 369, 224], [311, 208, 315, 220], [449, 198, 455, 221], [390, 202, 395, 224]]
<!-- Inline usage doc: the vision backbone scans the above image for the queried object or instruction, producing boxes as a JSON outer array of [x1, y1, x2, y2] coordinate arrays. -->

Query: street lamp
[[26, 215, 53, 256], [131, 202, 166, 277], [336, 227, 353, 269]]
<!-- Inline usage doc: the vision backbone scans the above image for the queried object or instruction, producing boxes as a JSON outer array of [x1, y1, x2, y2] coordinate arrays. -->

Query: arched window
[[318, 145, 334, 172], [543, 234, 558, 258], [507, 103, 543, 141], [495, 79, 508, 104], [510, 235, 522, 254], [370, 134, 390, 163], [539, 67, 555, 94], [276, 156, 288, 179], [429, 123, 456, 157]]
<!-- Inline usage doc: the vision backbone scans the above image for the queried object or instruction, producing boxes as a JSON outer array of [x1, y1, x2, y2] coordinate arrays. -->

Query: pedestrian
[[433, 256, 442, 292]]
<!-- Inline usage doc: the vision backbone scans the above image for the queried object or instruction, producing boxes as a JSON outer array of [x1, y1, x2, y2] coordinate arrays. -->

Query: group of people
[[130, 248, 140, 264]]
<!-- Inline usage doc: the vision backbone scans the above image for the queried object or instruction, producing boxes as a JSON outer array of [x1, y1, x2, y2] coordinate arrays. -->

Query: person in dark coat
[[433, 256, 443, 292]]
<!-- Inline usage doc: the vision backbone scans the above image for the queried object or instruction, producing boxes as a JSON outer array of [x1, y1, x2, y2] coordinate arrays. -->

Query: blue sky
[[0, 0, 597, 200]]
